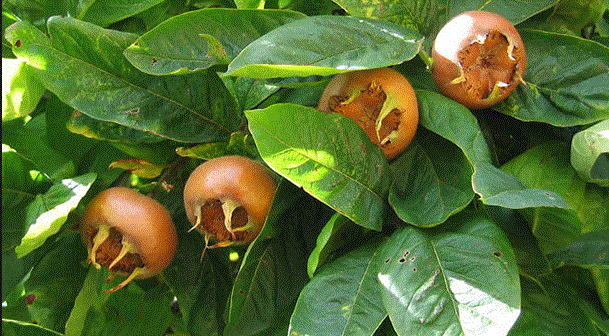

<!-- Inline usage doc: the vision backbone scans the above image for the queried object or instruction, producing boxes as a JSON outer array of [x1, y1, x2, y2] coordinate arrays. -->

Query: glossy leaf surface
[[225, 15, 423, 78], [246, 103, 391, 230], [377, 209, 520, 336]]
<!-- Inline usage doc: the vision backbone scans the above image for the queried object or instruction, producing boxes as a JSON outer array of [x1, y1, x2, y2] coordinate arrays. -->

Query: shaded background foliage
[[2, 0, 608, 335]]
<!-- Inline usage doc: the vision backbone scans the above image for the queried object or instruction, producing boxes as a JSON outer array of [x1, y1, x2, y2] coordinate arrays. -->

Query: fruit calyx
[[189, 197, 256, 250], [329, 81, 402, 148], [85, 223, 150, 293], [452, 30, 524, 102]]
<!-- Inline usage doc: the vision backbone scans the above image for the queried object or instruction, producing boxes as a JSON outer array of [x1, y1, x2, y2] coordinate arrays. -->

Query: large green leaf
[[74, 0, 166, 27], [225, 15, 423, 78], [502, 141, 609, 254], [333, 0, 556, 52], [377, 209, 520, 336], [14, 173, 96, 258], [389, 129, 473, 228], [416, 89, 491, 166], [5, 18, 240, 143], [124, 8, 305, 75], [246, 103, 391, 231], [224, 180, 302, 335], [290, 238, 386, 336], [496, 30, 609, 127], [223, 185, 329, 336]]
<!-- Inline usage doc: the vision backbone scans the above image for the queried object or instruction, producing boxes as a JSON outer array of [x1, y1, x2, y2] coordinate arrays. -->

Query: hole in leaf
[[15, 40, 21, 48], [398, 257, 406, 263], [493, 251, 503, 257], [384, 258, 391, 264], [412, 268, 417, 272], [151, 57, 158, 65]]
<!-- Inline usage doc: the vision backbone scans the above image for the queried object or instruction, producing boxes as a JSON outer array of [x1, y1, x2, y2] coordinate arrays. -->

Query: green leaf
[[220, 76, 280, 111], [1, 319, 63, 336], [496, 30, 609, 127], [307, 213, 369, 277], [389, 129, 473, 228], [377, 209, 520, 336], [591, 268, 609, 317], [224, 180, 306, 335], [416, 89, 492, 166], [473, 161, 571, 209], [246, 103, 391, 231], [5, 18, 240, 143], [224, 183, 328, 336], [15, 173, 96, 258], [546, 229, 609, 269], [75, 0, 166, 27], [21, 232, 89, 333], [2, 146, 35, 210], [176, 132, 256, 160], [571, 119, 609, 187], [225, 15, 423, 78], [502, 141, 609, 254], [65, 267, 173, 336], [2, 58, 46, 121], [290, 238, 386, 336], [333, 0, 556, 52], [163, 230, 232, 336], [66, 111, 165, 144], [510, 275, 605, 336], [2, 120, 75, 180], [124, 8, 305, 75], [234, 0, 265, 9]]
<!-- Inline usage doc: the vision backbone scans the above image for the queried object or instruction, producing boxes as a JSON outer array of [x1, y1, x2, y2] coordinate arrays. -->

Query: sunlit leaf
[[15, 173, 96, 257]]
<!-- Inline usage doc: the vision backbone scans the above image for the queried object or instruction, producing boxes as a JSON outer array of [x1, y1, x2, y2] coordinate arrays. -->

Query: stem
[[418, 49, 433, 70]]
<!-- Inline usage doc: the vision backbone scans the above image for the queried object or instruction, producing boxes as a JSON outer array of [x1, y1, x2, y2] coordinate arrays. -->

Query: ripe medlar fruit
[[183, 156, 277, 253], [318, 67, 419, 160], [80, 187, 177, 293], [432, 10, 527, 109]]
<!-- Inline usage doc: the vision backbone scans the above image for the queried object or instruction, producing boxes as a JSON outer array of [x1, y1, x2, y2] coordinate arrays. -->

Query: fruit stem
[[418, 49, 433, 69]]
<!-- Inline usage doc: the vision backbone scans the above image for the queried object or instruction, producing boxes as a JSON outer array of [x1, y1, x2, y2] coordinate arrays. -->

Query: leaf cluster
[[2, 0, 608, 335]]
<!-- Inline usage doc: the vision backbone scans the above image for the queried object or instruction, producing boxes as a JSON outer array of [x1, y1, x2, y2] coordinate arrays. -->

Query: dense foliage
[[2, 0, 608, 335]]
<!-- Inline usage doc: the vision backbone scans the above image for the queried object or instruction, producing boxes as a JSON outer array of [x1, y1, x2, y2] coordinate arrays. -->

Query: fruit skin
[[183, 156, 277, 246], [80, 187, 177, 284], [317, 67, 419, 161], [431, 10, 526, 109]]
